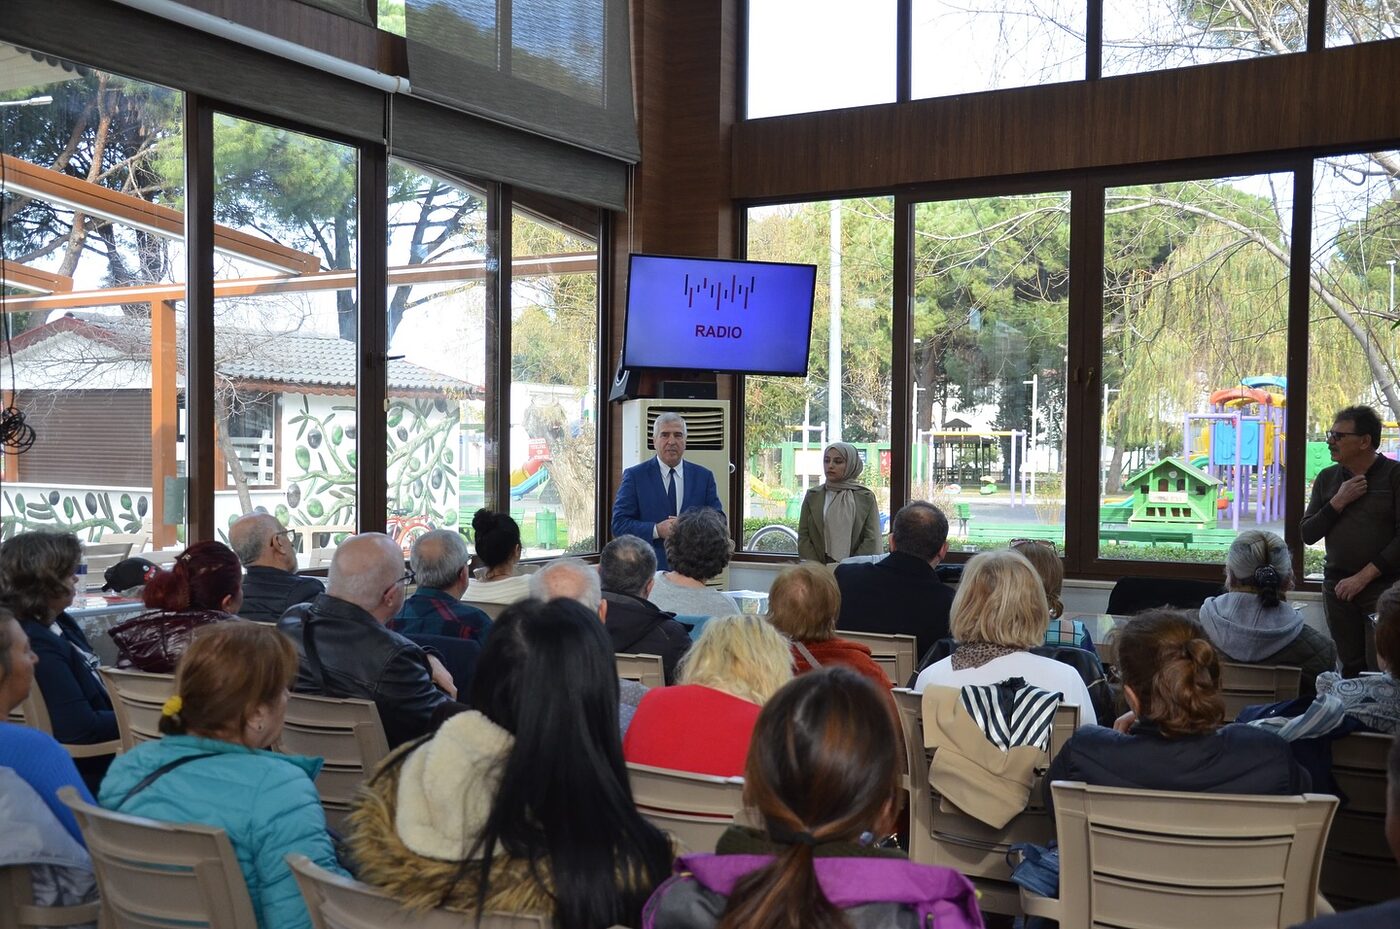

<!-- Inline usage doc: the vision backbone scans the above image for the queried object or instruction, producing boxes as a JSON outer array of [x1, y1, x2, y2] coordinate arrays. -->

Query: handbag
[[1006, 840, 1060, 898]]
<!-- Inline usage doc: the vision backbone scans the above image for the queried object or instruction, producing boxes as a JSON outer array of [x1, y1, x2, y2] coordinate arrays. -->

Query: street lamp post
[[1023, 374, 1039, 502]]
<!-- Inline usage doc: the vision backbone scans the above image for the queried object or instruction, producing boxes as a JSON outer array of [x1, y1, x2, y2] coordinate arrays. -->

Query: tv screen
[[621, 253, 817, 376]]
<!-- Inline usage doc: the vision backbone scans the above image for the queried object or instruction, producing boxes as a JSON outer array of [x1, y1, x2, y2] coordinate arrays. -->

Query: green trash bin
[[785, 494, 802, 520], [536, 509, 558, 548]]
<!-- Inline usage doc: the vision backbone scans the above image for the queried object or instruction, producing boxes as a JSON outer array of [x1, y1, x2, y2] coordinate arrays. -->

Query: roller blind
[[293, 0, 375, 25]]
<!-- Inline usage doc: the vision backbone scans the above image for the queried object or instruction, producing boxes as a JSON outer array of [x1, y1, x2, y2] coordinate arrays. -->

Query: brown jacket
[[921, 686, 1045, 829]]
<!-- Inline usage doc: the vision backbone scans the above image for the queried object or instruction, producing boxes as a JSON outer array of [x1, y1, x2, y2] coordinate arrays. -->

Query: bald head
[[327, 533, 406, 621], [229, 512, 294, 571]]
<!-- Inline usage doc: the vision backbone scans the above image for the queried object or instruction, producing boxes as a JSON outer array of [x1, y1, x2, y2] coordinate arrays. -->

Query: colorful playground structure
[[1180, 376, 1287, 531], [509, 440, 552, 501]]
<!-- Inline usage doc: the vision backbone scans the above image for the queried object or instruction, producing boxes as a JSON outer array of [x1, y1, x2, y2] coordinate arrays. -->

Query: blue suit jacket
[[611, 457, 724, 570]]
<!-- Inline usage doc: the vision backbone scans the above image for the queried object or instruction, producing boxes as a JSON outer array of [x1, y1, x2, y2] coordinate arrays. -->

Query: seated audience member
[[108, 541, 241, 673], [599, 534, 691, 683], [349, 598, 673, 929], [624, 614, 793, 777], [465, 509, 530, 606], [1198, 530, 1337, 698], [0, 532, 118, 784], [1013, 538, 1095, 654], [796, 441, 882, 564], [528, 557, 649, 734], [390, 529, 491, 641], [913, 549, 1096, 727], [647, 508, 738, 617], [1046, 609, 1310, 812], [99, 622, 346, 929], [835, 500, 955, 660], [766, 563, 893, 699], [0, 607, 96, 847], [643, 668, 982, 929], [229, 512, 323, 623], [1290, 737, 1400, 929], [1314, 579, 1400, 734], [279, 533, 457, 748]]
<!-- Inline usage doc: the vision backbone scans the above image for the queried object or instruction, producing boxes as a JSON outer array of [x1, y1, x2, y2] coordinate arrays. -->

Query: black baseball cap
[[101, 557, 157, 593]]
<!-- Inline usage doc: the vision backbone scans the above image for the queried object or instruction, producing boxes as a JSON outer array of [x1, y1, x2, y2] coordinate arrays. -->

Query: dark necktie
[[666, 467, 678, 517]]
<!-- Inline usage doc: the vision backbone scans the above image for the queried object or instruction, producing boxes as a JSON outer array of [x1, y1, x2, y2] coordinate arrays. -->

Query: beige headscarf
[[821, 442, 866, 562]]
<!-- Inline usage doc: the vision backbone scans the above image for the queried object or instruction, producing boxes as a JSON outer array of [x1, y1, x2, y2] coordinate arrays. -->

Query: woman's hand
[[1113, 710, 1136, 733]]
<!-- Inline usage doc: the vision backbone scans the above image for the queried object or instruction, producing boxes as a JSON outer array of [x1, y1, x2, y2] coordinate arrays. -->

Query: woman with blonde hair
[[796, 442, 881, 564], [913, 549, 1095, 727], [766, 564, 893, 698], [624, 614, 794, 776]]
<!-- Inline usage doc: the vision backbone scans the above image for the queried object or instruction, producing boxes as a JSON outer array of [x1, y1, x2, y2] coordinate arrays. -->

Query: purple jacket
[[642, 853, 983, 929]]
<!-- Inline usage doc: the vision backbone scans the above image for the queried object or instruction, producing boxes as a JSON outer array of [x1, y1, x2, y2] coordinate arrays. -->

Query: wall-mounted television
[[621, 253, 817, 376]]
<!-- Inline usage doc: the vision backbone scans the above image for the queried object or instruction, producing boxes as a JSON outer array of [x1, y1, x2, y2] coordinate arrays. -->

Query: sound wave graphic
[[683, 273, 757, 311]]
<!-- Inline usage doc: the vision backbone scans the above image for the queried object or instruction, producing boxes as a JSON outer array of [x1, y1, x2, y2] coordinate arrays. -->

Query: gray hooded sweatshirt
[[1197, 592, 1303, 662]]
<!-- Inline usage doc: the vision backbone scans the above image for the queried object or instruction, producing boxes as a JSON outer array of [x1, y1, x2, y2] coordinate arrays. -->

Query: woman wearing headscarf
[[797, 442, 881, 564]]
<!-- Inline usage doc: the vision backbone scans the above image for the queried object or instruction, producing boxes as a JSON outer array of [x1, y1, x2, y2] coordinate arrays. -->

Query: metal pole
[[1023, 375, 1039, 502], [1388, 259, 1396, 317], [828, 201, 843, 443]]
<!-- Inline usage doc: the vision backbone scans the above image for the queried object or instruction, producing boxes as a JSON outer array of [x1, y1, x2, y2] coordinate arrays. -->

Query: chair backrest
[[58, 785, 259, 929], [288, 854, 547, 929], [0, 864, 100, 929], [1105, 575, 1222, 616], [1048, 781, 1336, 929], [894, 686, 1078, 916], [1321, 732, 1398, 907], [627, 762, 746, 854], [279, 693, 390, 831], [1217, 661, 1301, 722], [99, 668, 176, 752], [403, 633, 481, 696], [11, 678, 121, 760], [615, 653, 665, 689], [462, 600, 510, 620], [838, 631, 917, 685]]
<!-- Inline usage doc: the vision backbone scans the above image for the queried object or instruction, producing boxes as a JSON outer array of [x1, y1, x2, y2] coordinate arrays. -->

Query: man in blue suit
[[611, 411, 725, 570]]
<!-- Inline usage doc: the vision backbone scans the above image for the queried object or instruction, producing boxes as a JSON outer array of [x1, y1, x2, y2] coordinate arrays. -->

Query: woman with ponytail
[[99, 622, 345, 929], [1197, 530, 1336, 696], [1045, 609, 1309, 816], [108, 540, 242, 672], [643, 668, 983, 929]]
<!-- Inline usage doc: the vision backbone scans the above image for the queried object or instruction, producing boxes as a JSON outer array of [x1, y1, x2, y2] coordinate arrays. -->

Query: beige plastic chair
[[11, 679, 121, 761], [615, 653, 665, 690], [0, 864, 100, 929], [1022, 781, 1337, 929], [894, 686, 1078, 916], [1321, 732, 1398, 908], [81, 540, 136, 582], [1218, 661, 1301, 721], [627, 762, 746, 853], [837, 631, 917, 685], [279, 694, 390, 831], [58, 785, 259, 929], [287, 853, 548, 929], [463, 600, 510, 620], [99, 668, 175, 752]]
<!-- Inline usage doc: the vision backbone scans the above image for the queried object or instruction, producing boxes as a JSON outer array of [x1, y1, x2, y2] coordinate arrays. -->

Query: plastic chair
[[615, 653, 665, 690], [462, 600, 510, 620], [1104, 575, 1222, 616], [1320, 732, 1398, 908], [837, 631, 917, 686], [627, 762, 746, 854], [1021, 781, 1337, 929], [279, 693, 390, 832], [0, 865, 99, 929], [12, 677, 120, 761], [1217, 661, 1301, 722], [287, 854, 547, 929], [894, 687, 1078, 916], [58, 785, 259, 929], [98, 668, 175, 752]]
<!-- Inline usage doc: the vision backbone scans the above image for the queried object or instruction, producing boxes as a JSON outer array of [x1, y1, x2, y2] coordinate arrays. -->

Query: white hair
[[528, 557, 602, 611], [652, 411, 687, 437]]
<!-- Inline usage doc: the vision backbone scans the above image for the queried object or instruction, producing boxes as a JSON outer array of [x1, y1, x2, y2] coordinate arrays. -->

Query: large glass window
[[1306, 149, 1400, 578], [743, 198, 895, 554], [509, 201, 600, 556], [1100, 172, 1293, 565], [1327, 2, 1400, 46], [211, 113, 358, 560], [1102, 0, 1307, 76], [912, 191, 1071, 553], [911, 0, 1087, 99], [746, 0, 898, 118], [1, 50, 187, 554]]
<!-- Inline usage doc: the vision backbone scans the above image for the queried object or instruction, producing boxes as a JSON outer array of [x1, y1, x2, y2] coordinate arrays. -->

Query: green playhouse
[[1122, 457, 1222, 530]]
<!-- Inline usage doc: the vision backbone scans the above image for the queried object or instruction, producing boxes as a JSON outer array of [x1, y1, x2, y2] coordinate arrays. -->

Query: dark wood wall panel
[[733, 39, 1400, 200]]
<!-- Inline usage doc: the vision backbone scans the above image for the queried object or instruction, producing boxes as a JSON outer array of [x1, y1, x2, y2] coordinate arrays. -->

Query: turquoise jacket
[[98, 734, 346, 929]]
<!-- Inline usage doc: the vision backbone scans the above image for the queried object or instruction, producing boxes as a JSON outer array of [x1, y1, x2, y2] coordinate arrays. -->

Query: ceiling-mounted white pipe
[[109, 0, 411, 95]]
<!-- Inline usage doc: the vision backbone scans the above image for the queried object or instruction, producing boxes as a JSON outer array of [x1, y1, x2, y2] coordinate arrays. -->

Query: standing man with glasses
[[611, 411, 725, 571], [1302, 405, 1400, 676], [228, 512, 324, 623], [278, 533, 460, 747]]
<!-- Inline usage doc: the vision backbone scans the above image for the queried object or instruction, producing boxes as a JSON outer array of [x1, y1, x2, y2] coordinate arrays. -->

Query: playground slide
[[509, 465, 550, 500]]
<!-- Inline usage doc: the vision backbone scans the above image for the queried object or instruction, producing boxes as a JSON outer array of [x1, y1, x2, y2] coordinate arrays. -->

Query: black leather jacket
[[240, 565, 324, 623], [278, 593, 451, 748]]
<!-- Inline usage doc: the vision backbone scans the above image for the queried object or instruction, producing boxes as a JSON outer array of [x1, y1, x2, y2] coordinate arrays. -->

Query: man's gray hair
[[528, 557, 602, 612], [410, 529, 471, 589], [599, 535, 656, 598], [652, 411, 687, 437]]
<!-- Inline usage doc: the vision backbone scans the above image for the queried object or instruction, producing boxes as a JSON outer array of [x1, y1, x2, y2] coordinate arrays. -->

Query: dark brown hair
[[716, 668, 900, 929], [143, 541, 242, 612], [0, 531, 82, 621], [159, 621, 296, 738], [1376, 580, 1400, 672], [1116, 608, 1225, 738]]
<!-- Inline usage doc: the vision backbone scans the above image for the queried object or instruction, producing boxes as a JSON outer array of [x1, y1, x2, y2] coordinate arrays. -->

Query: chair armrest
[[1019, 888, 1061, 921]]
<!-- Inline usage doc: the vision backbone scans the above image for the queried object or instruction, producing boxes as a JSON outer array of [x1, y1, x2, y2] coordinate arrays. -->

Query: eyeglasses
[[393, 569, 416, 588], [1325, 430, 1361, 442], [273, 528, 302, 548]]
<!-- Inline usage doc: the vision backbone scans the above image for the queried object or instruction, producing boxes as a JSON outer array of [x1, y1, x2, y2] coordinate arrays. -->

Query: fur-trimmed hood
[[396, 710, 513, 861]]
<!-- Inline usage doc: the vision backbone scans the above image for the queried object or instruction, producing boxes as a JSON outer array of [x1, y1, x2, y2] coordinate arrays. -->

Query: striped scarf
[[959, 677, 1062, 751]]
